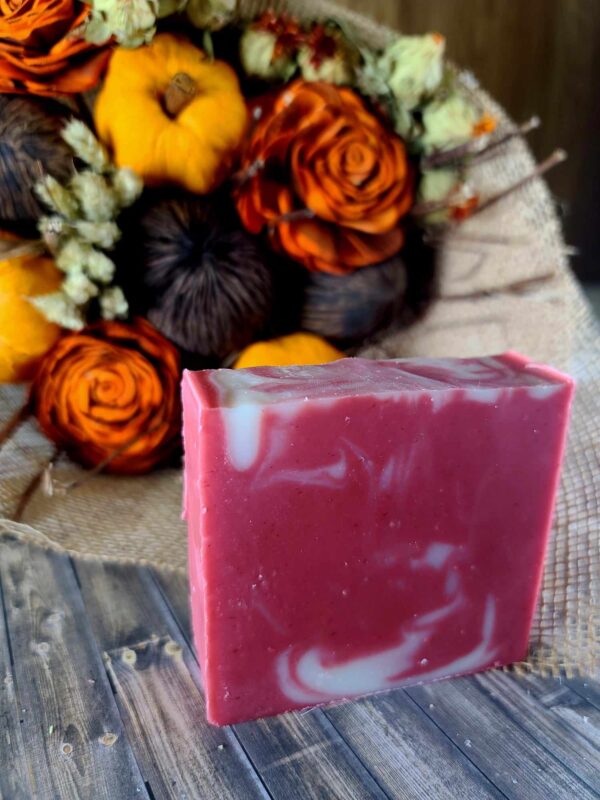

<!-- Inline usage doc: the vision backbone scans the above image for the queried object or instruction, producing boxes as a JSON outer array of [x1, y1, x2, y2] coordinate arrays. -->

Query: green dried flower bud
[[186, 0, 235, 30], [420, 92, 480, 154], [35, 175, 79, 220], [62, 120, 110, 173], [357, 47, 391, 99], [55, 238, 91, 274], [38, 215, 69, 253], [112, 167, 144, 208], [378, 33, 445, 111], [240, 29, 297, 81], [70, 172, 118, 223], [297, 47, 354, 85], [86, 248, 116, 283], [75, 221, 121, 249], [417, 168, 460, 224], [84, 0, 157, 48], [30, 292, 85, 330], [156, 0, 186, 18], [99, 286, 129, 320], [62, 272, 100, 304]]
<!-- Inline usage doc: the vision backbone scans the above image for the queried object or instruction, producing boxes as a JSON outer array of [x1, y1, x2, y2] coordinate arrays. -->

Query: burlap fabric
[[0, 0, 597, 677]]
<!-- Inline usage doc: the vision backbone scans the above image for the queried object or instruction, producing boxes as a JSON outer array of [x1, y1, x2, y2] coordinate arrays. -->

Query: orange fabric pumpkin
[[236, 80, 414, 274], [31, 318, 182, 474], [0, 250, 62, 382], [234, 333, 344, 369], [94, 34, 248, 195], [0, 0, 111, 96]]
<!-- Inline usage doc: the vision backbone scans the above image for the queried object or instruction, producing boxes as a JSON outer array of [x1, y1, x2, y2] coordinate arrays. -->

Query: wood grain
[[478, 671, 600, 787], [0, 567, 33, 800], [334, 0, 600, 282], [0, 541, 148, 800], [74, 561, 269, 800], [80, 562, 391, 800], [325, 692, 504, 799], [407, 673, 599, 800], [105, 636, 270, 800], [155, 569, 501, 800]]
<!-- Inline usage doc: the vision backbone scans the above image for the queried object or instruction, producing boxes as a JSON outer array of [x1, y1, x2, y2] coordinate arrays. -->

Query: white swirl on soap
[[276, 595, 498, 705]]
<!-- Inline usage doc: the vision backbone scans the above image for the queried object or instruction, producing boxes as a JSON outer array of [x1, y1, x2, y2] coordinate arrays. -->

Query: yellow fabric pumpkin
[[94, 34, 248, 194], [0, 252, 62, 382], [234, 333, 345, 369]]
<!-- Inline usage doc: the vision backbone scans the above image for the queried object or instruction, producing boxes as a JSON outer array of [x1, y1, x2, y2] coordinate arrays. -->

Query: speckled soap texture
[[182, 354, 574, 725]]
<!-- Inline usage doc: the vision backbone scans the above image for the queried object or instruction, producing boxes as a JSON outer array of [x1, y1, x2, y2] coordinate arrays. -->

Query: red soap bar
[[182, 353, 573, 726]]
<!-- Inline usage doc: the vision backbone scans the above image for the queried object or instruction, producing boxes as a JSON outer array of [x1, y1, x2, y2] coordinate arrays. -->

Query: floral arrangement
[[0, 0, 562, 475]]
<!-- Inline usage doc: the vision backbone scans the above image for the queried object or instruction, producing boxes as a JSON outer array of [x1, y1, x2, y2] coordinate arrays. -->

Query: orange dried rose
[[0, 0, 111, 96], [31, 319, 182, 475], [236, 80, 414, 274]]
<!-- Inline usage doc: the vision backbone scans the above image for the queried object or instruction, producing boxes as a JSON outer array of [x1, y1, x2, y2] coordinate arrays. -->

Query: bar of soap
[[182, 353, 574, 725]]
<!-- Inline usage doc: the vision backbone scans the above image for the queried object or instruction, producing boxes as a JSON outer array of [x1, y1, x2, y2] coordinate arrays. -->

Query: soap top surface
[[184, 352, 573, 409]]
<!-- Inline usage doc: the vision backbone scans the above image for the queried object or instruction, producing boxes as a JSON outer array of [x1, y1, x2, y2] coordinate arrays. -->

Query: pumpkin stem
[[164, 72, 198, 117]]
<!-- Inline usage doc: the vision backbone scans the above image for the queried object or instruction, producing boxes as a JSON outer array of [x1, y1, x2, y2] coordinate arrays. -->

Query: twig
[[421, 116, 541, 170], [468, 149, 567, 218], [41, 419, 166, 496]]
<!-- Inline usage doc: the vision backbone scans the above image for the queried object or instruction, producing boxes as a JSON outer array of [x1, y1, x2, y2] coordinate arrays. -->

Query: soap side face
[[182, 357, 573, 725]]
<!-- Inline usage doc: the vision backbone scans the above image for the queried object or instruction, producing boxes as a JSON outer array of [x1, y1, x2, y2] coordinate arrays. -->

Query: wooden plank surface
[[154, 570, 505, 800], [0, 540, 149, 800], [74, 561, 270, 800], [407, 675, 600, 800], [0, 563, 33, 800], [77, 561, 390, 800], [1, 538, 599, 800]]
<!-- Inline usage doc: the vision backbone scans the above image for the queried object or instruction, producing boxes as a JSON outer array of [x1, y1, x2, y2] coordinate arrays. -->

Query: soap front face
[[182, 354, 574, 725]]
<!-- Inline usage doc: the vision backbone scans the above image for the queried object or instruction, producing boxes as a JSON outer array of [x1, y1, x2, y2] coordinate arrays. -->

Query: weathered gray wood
[[232, 710, 387, 800], [0, 572, 33, 800], [105, 635, 270, 800], [479, 671, 600, 786], [325, 691, 505, 800], [408, 674, 600, 800], [565, 676, 600, 711], [74, 561, 270, 800], [154, 568, 393, 800], [156, 560, 506, 799], [0, 540, 149, 800]]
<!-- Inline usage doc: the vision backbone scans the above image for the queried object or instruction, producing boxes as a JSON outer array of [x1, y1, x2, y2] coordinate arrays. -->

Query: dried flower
[[34, 120, 142, 329], [86, 249, 116, 283], [35, 176, 79, 220], [75, 221, 121, 249], [99, 286, 128, 320], [63, 272, 100, 304], [236, 80, 414, 274], [186, 0, 235, 30], [416, 168, 479, 223], [0, 0, 110, 96], [112, 168, 144, 207], [30, 318, 181, 474], [240, 28, 297, 81], [84, 0, 158, 47], [70, 172, 118, 222], [55, 239, 91, 273], [297, 25, 356, 85], [378, 34, 445, 111], [30, 292, 85, 330], [420, 92, 493, 154], [62, 119, 110, 172]]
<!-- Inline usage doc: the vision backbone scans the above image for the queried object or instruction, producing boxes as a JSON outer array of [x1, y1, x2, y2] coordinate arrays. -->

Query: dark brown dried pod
[[301, 256, 408, 345], [0, 95, 74, 232], [131, 193, 273, 360]]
